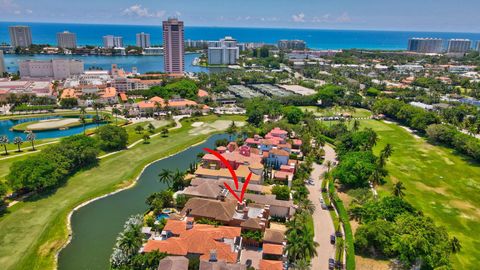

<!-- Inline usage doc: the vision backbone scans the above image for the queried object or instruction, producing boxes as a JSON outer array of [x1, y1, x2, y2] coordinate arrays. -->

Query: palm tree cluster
[[158, 168, 187, 191], [285, 212, 319, 264], [110, 215, 143, 268]]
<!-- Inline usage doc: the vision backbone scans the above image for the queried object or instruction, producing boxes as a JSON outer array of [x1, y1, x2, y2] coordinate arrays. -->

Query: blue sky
[[1, 0, 479, 32]]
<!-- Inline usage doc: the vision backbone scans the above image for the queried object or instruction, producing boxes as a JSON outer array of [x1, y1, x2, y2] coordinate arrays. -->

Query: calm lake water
[[57, 134, 226, 270], [3, 53, 209, 74], [0, 115, 100, 141]]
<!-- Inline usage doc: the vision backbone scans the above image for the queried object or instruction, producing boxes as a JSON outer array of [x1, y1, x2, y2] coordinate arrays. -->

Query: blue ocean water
[[1, 21, 480, 50]]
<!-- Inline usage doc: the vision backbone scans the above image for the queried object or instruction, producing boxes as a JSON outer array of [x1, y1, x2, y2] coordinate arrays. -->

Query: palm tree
[[171, 170, 186, 191], [161, 127, 169, 137], [79, 115, 87, 135], [298, 199, 315, 214], [379, 143, 393, 168], [13, 136, 23, 152], [158, 169, 174, 188], [92, 102, 105, 128], [325, 160, 333, 173], [451, 236, 462, 253], [112, 107, 121, 125], [369, 166, 383, 188], [26, 132, 36, 151], [0, 135, 9, 155], [102, 113, 112, 124], [292, 259, 310, 270], [392, 181, 406, 198], [226, 121, 237, 141], [352, 119, 360, 132]]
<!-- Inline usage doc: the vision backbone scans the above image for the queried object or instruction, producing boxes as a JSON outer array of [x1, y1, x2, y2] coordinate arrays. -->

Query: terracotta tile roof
[[240, 218, 263, 230], [163, 219, 187, 235], [194, 166, 261, 182], [158, 256, 189, 270], [182, 181, 222, 199], [269, 149, 290, 157], [263, 244, 284, 256], [144, 223, 241, 263], [101, 87, 117, 98], [263, 229, 285, 244], [197, 89, 209, 97], [259, 259, 283, 270], [168, 98, 198, 108], [119, 92, 128, 101], [60, 88, 78, 99], [292, 139, 302, 145], [274, 171, 292, 180], [199, 260, 246, 270], [181, 198, 237, 222]]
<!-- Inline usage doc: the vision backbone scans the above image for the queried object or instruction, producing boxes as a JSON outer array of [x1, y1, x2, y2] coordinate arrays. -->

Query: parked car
[[335, 231, 343, 238], [330, 234, 336, 244], [321, 202, 328, 210], [328, 258, 335, 269]]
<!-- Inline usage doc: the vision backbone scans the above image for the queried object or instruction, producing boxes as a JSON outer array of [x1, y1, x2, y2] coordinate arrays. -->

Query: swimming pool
[[156, 213, 170, 221]]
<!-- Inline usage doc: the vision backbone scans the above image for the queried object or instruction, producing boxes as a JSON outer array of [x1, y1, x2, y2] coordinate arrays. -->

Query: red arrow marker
[[203, 147, 239, 189], [203, 147, 252, 203]]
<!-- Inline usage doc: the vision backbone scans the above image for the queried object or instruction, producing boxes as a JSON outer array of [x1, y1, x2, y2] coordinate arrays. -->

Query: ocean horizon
[[2, 21, 480, 50]]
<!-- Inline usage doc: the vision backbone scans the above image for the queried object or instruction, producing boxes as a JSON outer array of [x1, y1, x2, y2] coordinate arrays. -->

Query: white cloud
[[292, 12, 306, 23], [0, 0, 33, 15], [122, 4, 165, 18]]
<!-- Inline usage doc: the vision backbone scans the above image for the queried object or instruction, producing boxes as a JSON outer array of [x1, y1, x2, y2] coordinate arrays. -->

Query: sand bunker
[[27, 118, 79, 130], [189, 120, 245, 135]]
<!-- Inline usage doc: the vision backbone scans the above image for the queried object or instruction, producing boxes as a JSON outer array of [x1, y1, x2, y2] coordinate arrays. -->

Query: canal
[[57, 133, 227, 270]]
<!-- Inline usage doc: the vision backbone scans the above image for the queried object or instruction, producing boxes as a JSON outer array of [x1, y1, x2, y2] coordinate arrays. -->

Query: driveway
[[308, 145, 337, 270]]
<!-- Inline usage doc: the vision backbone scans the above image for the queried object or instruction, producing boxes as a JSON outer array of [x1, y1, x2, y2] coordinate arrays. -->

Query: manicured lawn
[[357, 119, 480, 269], [299, 106, 372, 118], [0, 114, 245, 270]]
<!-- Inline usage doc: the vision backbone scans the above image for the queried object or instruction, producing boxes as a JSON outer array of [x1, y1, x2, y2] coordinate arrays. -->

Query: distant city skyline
[[1, 0, 480, 33]]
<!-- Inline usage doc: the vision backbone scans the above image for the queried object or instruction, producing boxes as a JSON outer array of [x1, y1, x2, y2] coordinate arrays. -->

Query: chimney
[[209, 250, 218, 262]]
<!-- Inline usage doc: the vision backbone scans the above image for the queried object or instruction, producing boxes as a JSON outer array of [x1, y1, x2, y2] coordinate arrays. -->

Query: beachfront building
[[408, 38, 444, 53], [57, 31, 77, 48], [207, 36, 240, 65], [136, 32, 151, 48], [103, 35, 123, 48], [278, 39, 306, 50], [447, 39, 472, 53], [9, 25, 32, 48], [143, 47, 163, 55], [163, 18, 185, 74], [19, 59, 84, 79]]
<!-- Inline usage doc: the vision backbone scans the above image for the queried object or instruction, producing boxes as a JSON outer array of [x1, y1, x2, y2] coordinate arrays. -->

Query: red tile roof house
[[262, 243, 285, 261], [142, 219, 243, 264], [259, 259, 283, 270]]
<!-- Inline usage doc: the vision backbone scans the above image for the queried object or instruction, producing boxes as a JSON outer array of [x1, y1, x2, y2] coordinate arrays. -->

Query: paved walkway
[[308, 145, 337, 270]]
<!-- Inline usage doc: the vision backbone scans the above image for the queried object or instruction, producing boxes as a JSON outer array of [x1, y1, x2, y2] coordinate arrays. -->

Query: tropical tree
[[92, 102, 105, 128], [352, 119, 360, 132], [147, 123, 155, 133], [226, 121, 237, 141], [103, 113, 112, 123], [292, 259, 310, 270], [79, 115, 87, 135], [112, 107, 121, 125], [379, 143, 393, 168], [450, 236, 462, 253], [171, 169, 186, 191], [392, 181, 406, 198], [325, 160, 333, 173], [134, 125, 144, 134], [26, 132, 36, 151], [13, 136, 23, 152], [161, 127, 169, 137], [143, 133, 150, 144], [0, 135, 9, 155], [158, 169, 174, 188]]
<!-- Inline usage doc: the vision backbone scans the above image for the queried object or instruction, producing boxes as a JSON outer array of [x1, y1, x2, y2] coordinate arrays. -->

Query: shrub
[[96, 125, 129, 151]]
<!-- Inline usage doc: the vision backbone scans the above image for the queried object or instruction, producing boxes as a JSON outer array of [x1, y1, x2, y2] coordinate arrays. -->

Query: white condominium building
[[208, 36, 240, 65], [57, 31, 77, 48], [136, 32, 151, 48], [19, 59, 84, 80]]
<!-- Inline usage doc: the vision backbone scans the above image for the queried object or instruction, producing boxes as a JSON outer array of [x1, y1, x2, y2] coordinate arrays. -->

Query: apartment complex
[[57, 31, 77, 48], [103, 35, 123, 48], [0, 50, 5, 74], [278, 39, 306, 50], [408, 38, 444, 53], [163, 18, 185, 74], [19, 59, 84, 79], [9, 26, 33, 48], [136, 32, 151, 48], [185, 39, 209, 49], [447, 39, 472, 53], [207, 36, 240, 65]]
